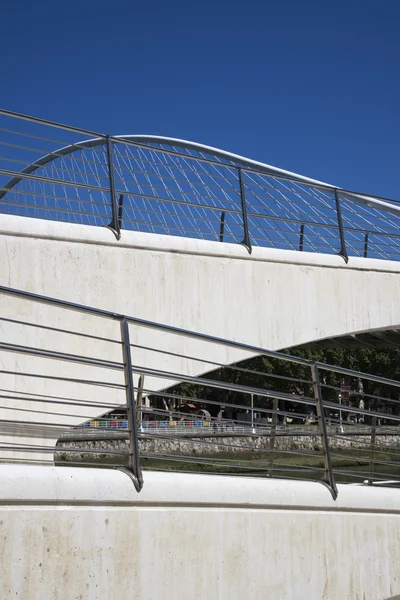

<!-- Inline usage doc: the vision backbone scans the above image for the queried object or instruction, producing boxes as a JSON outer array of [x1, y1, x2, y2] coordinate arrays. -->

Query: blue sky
[[2, 0, 399, 199]]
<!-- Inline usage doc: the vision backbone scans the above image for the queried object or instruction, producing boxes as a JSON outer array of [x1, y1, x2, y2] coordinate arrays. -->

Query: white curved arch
[[117, 135, 330, 186]]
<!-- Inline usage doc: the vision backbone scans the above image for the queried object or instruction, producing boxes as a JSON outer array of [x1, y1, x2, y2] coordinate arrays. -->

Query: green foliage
[[152, 346, 400, 419]]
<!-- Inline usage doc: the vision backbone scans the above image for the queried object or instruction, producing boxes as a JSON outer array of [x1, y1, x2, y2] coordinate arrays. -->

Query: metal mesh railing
[[1, 109, 400, 260], [0, 285, 400, 498]]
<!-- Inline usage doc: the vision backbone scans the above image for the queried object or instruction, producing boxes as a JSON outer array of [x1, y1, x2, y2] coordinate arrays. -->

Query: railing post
[[363, 232, 369, 258], [334, 189, 348, 263], [238, 168, 252, 254], [106, 136, 121, 240], [117, 194, 124, 231], [219, 211, 226, 242], [268, 397, 279, 476], [120, 318, 143, 491], [136, 374, 145, 431], [299, 224, 305, 251], [368, 416, 377, 485], [311, 364, 338, 499]]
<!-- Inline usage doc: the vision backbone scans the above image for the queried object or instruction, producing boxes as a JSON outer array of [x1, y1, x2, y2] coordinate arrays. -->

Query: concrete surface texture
[[0, 465, 399, 600]]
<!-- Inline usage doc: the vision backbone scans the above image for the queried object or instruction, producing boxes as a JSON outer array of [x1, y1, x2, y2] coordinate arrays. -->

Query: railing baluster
[[136, 374, 145, 431], [311, 364, 338, 499], [364, 232, 369, 258], [219, 211, 226, 242], [334, 189, 349, 263], [238, 168, 252, 254], [368, 416, 377, 485], [299, 224, 305, 251], [117, 194, 124, 231], [120, 318, 143, 491], [106, 136, 121, 240], [268, 397, 279, 476]]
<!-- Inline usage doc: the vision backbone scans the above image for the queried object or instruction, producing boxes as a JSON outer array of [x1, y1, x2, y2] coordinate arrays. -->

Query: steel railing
[[1, 108, 400, 261], [1, 284, 400, 498], [70, 419, 400, 438]]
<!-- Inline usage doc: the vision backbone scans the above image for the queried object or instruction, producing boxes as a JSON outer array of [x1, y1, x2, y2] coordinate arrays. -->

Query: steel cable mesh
[[0, 146, 111, 226], [339, 194, 400, 260], [0, 113, 111, 226], [136, 141, 242, 167], [112, 142, 245, 242], [244, 171, 341, 253], [1, 111, 400, 260]]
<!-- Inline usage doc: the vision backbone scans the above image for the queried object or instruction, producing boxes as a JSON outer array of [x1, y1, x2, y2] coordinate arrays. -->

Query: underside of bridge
[[298, 329, 400, 350]]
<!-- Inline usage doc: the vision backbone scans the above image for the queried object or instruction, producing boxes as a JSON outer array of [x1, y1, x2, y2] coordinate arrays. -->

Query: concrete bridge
[[1, 213, 400, 453], [0, 465, 399, 600], [1, 108, 400, 361], [1, 110, 400, 598]]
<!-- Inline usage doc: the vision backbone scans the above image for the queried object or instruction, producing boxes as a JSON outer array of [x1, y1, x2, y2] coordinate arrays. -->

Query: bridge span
[[2, 211, 400, 352], [1, 213, 400, 450], [1, 108, 400, 362], [1, 110, 400, 599], [0, 109, 400, 465]]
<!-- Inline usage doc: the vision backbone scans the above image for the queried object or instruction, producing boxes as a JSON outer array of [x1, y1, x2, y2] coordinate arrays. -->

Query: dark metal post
[[368, 416, 377, 485], [106, 136, 121, 239], [219, 211, 226, 242], [299, 224, 305, 251], [363, 232, 369, 258], [268, 397, 279, 476], [334, 189, 348, 263], [136, 374, 145, 430], [120, 318, 143, 491], [311, 364, 338, 499], [117, 194, 124, 230], [238, 168, 252, 254]]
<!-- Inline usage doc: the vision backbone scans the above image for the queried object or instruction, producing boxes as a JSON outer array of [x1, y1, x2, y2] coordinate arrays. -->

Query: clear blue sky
[[2, 0, 399, 199]]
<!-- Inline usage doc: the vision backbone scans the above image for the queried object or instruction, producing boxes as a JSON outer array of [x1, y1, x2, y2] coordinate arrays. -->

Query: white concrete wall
[[2, 214, 400, 349], [0, 465, 399, 600], [1, 214, 400, 458]]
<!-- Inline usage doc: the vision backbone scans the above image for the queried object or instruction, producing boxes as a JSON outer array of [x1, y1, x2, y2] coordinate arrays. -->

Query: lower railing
[[0, 284, 400, 499], [76, 419, 400, 437]]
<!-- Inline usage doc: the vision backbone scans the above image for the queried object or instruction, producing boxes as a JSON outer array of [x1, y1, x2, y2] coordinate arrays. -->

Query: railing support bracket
[[120, 318, 143, 491], [311, 364, 338, 500], [238, 168, 252, 254]]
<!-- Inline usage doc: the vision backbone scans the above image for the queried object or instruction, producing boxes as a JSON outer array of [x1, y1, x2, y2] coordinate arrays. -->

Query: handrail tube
[[0, 341, 123, 370]]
